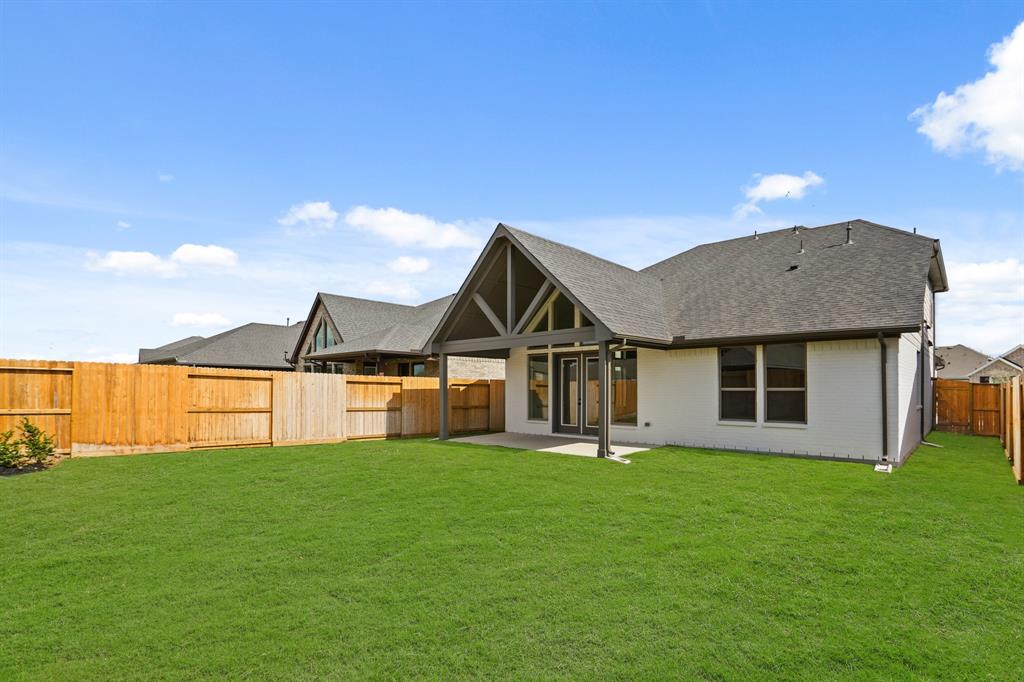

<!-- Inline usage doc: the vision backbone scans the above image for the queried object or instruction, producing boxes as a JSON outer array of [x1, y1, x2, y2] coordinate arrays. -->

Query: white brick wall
[[506, 339, 907, 462]]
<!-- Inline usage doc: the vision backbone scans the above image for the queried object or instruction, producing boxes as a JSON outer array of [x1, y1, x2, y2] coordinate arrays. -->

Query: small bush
[[18, 418, 55, 465], [0, 430, 19, 468]]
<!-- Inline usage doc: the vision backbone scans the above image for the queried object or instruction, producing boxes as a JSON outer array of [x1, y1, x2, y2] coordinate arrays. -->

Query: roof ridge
[[318, 292, 417, 309], [500, 223, 651, 278], [640, 218, 931, 273]]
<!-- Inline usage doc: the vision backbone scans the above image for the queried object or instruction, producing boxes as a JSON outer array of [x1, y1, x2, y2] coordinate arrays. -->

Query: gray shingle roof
[[139, 322, 303, 370], [492, 219, 944, 345], [643, 219, 940, 343], [503, 225, 671, 342], [304, 294, 454, 360]]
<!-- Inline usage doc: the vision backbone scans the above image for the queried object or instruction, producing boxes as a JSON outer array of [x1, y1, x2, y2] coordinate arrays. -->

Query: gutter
[[667, 326, 915, 350]]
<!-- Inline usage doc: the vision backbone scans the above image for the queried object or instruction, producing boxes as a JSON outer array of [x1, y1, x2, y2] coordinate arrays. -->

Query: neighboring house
[[291, 293, 504, 379], [1002, 344, 1024, 369], [935, 344, 990, 380], [424, 219, 948, 465], [139, 321, 304, 371], [936, 343, 1023, 384]]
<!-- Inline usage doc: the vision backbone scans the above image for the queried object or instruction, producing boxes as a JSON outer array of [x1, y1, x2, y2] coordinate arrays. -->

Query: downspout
[[920, 322, 927, 440], [878, 333, 889, 462]]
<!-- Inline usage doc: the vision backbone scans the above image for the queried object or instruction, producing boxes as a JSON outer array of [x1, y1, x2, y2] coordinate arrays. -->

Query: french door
[[556, 353, 599, 436]]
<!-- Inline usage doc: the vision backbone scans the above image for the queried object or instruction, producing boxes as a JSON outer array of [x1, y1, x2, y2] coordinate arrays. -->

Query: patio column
[[439, 352, 449, 440], [597, 340, 610, 458]]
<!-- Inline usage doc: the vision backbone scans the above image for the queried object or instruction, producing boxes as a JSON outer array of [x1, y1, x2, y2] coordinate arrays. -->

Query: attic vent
[[753, 230, 758, 240], [797, 239, 804, 254], [787, 264, 799, 272], [845, 222, 854, 244], [792, 225, 800, 234]]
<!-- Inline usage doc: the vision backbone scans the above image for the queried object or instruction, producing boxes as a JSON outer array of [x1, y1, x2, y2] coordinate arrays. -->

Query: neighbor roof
[[432, 219, 947, 349], [140, 322, 304, 370], [298, 294, 455, 361], [967, 355, 1023, 378], [935, 344, 992, 380]]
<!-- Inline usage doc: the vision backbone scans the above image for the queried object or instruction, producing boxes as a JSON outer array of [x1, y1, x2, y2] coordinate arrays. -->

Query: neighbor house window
[[720, 346, 756, 421], [528, 354, 549, 420], [612, 349, 637, 425], [362, 361, 378, 376], [764, 343, 806, 423], [397, 361, 426, 377]]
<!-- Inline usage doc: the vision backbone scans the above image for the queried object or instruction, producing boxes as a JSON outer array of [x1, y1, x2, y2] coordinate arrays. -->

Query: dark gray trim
[[439, 353, 449, 440], [512, 280, 552, 335], [506, 242, 515, 337], [598, 340, 610, 457], [438, 327, 606, 354], [472, 293, 507, 336], [670, 326, 915, 350]]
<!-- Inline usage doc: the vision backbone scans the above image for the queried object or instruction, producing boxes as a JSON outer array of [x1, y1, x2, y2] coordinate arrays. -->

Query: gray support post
[[598, 340, 610, 458], [439, 352, 450, 440]]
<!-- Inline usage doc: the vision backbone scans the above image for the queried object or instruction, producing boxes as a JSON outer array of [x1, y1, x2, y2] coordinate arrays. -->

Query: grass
[[1, 433, 1022, 680]]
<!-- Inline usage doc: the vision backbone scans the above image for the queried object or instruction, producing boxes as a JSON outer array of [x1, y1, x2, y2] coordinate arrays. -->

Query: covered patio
[[423, 224, 656, 458]]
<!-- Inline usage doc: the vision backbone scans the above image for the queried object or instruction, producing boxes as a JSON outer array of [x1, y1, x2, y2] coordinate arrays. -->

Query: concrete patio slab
[[450, 432, 650, 461]]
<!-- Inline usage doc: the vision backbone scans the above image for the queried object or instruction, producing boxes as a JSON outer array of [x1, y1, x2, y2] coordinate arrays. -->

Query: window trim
[[526, 352, 550, 422], [763, 342, 808, 424], [718, 345, 757, 422]]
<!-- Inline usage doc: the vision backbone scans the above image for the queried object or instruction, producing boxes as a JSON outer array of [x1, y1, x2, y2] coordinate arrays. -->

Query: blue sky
[[1, 1, 1022, 361]]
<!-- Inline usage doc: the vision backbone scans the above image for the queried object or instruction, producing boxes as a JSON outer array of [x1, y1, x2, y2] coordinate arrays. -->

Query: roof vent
[[753, 230, 758, 240], [792, 225, 800, 234], [845, 222, 853, 245], [797, 239, 804, 254]]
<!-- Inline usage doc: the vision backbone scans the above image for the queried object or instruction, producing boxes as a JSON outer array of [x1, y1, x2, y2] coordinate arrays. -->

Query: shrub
[[18, 418, 55, 465], [0, 430, 19, 468]]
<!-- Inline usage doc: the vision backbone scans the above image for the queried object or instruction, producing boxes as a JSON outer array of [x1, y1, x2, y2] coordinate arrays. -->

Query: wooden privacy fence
[[0, 359, 504, 457], [999, 377, 1023, 484], [934, 379, 1001, 436]]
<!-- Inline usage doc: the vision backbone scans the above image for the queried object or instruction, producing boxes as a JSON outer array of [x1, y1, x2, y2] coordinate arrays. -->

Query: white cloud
[[345, 206, 483, 249], [158, 173, 175, 182], [169, 243, 238, 268], [388, 256, 430, 273], [88, 250, 177, 276], [116, 220, 131, 230], [364, 280, 420, 301], [87, 243, 238, 277], [911, 21, 1024, 171], [171, 312, 231, 327], [938, 258, 1024, 354], [734, 171, 825, 219], [278, 201, 338, 235]]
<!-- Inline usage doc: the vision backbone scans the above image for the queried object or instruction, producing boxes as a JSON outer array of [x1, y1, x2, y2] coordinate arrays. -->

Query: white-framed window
[[719, 346, 756, 421], [764, 343, 807, 423], [527, 354, 549, 420], [611, 349, 637, 425]]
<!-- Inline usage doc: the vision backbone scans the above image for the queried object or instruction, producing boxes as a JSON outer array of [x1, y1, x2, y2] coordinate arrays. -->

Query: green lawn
[[2, 433, 1022, 680]]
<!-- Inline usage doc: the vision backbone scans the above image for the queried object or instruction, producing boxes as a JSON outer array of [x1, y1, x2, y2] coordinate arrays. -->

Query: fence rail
[[0, 359, 504, 457], [999, 377, 1023, 484]]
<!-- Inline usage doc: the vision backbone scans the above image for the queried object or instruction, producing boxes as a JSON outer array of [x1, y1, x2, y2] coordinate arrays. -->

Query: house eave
[[665, 326, 919, 349]]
